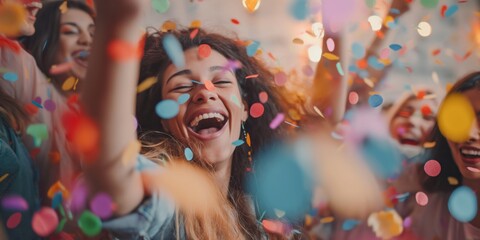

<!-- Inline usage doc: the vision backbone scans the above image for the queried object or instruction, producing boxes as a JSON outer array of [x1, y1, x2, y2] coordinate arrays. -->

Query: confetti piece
[[292, 38, 304, 44], [78, 210, 102, 237], [326, 38, 335, 52], [342, 219, 359, 231], [43, 99, 56, 112], [289, 0, 308, 20], [162, 35, 185, 68], [311, 22, 324, 38], [61, 76, 77, 91], [47, 181, 69, 199], [184, 147, 193, 161], [362, 136, 402, 178], [423, 141, 436, 148], [259, 91, 268, 103], [177, 93, 190, 104], [190, 28, 199, 39], [51, 191, 62, 209], [2, 72, 18, 82], [368, 15, 383, 31], [231, 18, 240, 25], [323, 53, 339, 61], [0, 173, 8, 183], [155, 99, 179, 119], [368, 94, 383, 108], [448, 186, 477, 222], [137, 77, 157, 93], [438, 94, 475, 143], [389, 44, 402, 51], [107, 40, 139, 61], [70, 115, 99, 155], [204, 80, 215, 91], [320, 216, 334, 223], [417, 21, 432, 37], [415, 192, 428, 206], [90, 193, 113, 220], [59, 1, 67, 13], [0, 2, 26, 36], [313, 106, 325, 118], [351, 42, 365, 59], [336, 62, 344, 76], [49, 62, 73, 75], [269, 113, 285, 129], [246, 74, 259, 79], [152, 0, 170, 13], [190, 20, 201, 28], [274, 71, 287, 86], [367, 56, 384, 70], [246, 41, 260, 57], [365, 0, 375, 8], [250, 103, 264, 118], [424, 160, 441, 177], [420, 0, 439, 9], [26, 124, 48, 147], [232, 139, 245, 146], [348, 92, 359, 105], [32, 207, 59, 237], [448, 177, 459, 185], [322, 0, 357, 31], [198, 44, 211, 58], [242, 0, 261, 13], [7, 213, 21, 229], [444, 4, 458, 17], [308, 45, 322, 62], [262, 219, 285, 234], [161, 20, 176, 32], [231, 95, 241, 108], [367, 210, 403, 239]]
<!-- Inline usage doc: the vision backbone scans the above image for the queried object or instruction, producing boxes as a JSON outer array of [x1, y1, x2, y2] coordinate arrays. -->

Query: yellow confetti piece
[[242, 0, 261, 13], [367, 210, 403, 239], [0, 2, 26, 36], [322, 53, 340, 61], [423, 141, 436, 148], [288, 108, 301, 121], [190, 20, 201, 28], [161, 20, 176, 32], [313, 106, 325, 119], [137, 77, 158, 93], [448, 177, 459, 185], [305, 215, 313, 226], [292, 38, 304, 45], [62, 76, 77, 91], [59, 1, 68, 14], [437, 93, 475, 143], [121, 140, 141, 166], [47, 181, 69, 199], [0, 173, 9, 183], [320, 216, 335, 223], [364, 78, 375, 88]]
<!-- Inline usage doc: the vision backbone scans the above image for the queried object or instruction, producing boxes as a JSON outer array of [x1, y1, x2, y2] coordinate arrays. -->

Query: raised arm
[[81, 0, 147, 216]]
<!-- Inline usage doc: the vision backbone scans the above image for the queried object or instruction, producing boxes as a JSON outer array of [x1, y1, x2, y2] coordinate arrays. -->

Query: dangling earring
[[241, 121, 253, 171]]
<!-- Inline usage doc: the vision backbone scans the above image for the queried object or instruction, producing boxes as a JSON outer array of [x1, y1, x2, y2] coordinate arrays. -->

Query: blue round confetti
[[162, 34, 185, 68], [246, 41, 260, 57], [184, 147, 193, 161], [155, 100, 179, 119], [445, 5, 458, 18], [368, 94, 383, 108], [389, 44, 402, 51], [289, 0, 308, 20], [351, 42, 365, 59], [3, 72, 18, 82], [361, 135, 402, 179], [342, 219, 359, 231], [367, 56, 384, 70], [232, 139, 245, 147], [448, 186, 477, 222], [177, 93, 190, 104]]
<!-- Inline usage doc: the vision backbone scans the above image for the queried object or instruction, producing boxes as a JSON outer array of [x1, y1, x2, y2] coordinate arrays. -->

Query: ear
[[241, 100, 249, 122]]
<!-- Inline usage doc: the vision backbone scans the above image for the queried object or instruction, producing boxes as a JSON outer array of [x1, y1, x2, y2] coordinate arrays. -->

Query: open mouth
[[460, 147, 480, 164], [25, 2, 42, 20], [399, 138, 420, 146], [72, 50, 89, 68], [187, 112, 228, 139]]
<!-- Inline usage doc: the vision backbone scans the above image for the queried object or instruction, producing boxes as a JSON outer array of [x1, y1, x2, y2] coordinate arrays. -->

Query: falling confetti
[[78, 210, 102, 237], [198, 44, 212, 58], [32, 207, 59, 237], [389, 44, 402, 51], [415, 192, 428, 206], [2, 72, 18, 82], [420, 0, 439, 9], [448, 186, 477, 222], [368, 15, 383, 31], [351, 42, 366, 59], [349, 92, 359, 105], [184, 147, 193, 161], [232, 139, 245, 146], [242, 0, 261, 13], [336, 62, 344, 76], [250, 103, 265, 118], [323, 53, 339, 61], [155, 99, 179, 119], [163, 34, 185, 68], [177, 93, 190, 104], [444, 4, 458, 18], [417, 21, 432, 37], [152, 0, 170, 13], [424, 160, 441, 177], [137, 77, 158, 93], [6, 213, 21, 229], [26, 124, 48, 147], [289, 0, 308, 20], [62, 76, 77, 91], [437, 93, 475, 143], [342, 219, 359, 231], [2, 195, 28, 211], [326, 38, 335, 52], [307, 45, 322, 62], [368, 94, 383, 108], [0, 2, 26, 36], [246, 41, 260, 57], [90, 193, 113, 220], [49, 62, 73, 75], [269, 113, 285, 129], [274, 71, 287, 86]]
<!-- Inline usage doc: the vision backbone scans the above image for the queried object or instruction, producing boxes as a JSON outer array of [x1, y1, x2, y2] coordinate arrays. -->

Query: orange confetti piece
[[245, 74, 259, 79], [47, 181, 69, 199], [231, 18, 240, 25], [59, 1, 68, 14], [107, 40, 138, 61], [198, 44, 212, 58], [292, 38, 304, 45], [50, 62, 73, 75], [204, 80, 215, 91], [322, 53, 339, 61], [242, 0, 261, 13], [432, 49, 441, 56], [190, 20, 201, 28], [416, 90, 426, 99], [423, 141, 436, 148], [0, 2, 26, 37], [190, 28, 199, 39], [357, 59, 368, 69], [24, 103, 39, 115], [267, 52, 276, 61], [62, 76, 77, 91], [161, 20, 176, 32], [421, 105, 432, 116], [320, 216, 335, 224]]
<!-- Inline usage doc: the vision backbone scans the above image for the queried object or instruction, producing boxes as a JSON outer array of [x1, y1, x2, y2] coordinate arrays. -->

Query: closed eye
[[213, 80, 232, 85], [172, 85, 193, 92]]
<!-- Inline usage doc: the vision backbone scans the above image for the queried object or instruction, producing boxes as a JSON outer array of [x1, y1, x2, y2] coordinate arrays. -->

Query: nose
[[467, 121, 480, 142], [192, 84, 218, 104], [78, 31, 92, 46]]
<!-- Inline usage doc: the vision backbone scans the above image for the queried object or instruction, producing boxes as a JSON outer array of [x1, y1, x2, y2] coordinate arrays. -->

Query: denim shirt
[[103, 155, 186, 240], [0, 117, 40, 240]]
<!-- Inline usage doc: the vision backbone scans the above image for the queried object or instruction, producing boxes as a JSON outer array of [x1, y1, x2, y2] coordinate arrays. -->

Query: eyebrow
[[166, 65, 234, 84]]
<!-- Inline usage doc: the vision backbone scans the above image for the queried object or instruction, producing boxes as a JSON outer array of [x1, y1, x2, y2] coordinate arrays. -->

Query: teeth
[[189, 112, 225, 128], [461, 149, 480, 156]]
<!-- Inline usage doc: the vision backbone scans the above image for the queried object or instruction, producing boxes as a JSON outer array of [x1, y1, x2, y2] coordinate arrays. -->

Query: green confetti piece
[[26, 124, 48, 147]]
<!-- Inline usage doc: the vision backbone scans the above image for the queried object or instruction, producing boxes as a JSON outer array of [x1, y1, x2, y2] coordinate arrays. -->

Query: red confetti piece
[[32, 207, 58, 237], [259, 91, 268, 103], [231, 18, 240, 25], [7, 213, 21, 229], [107, 40, 141, 61], [416, 90, 426, 99], [274, 71, 287, 86], [24, 103, 39, 115], [432, 49, 441, 56], [424, 160, 441, 177], [245, 74, 259, 79], [204, 80, 215, 91], [348, 91, 359, 105], [268, 52, 276, 61], [190, 28, 199, 39], [61, 111, 99, 158], [415, 192, 428, 206], [441, 5, 447, 17], [49, 62, 73, 75], [421, 105, 432, 116], [250, 103, 264, 118], [198, 44, 212, 58]]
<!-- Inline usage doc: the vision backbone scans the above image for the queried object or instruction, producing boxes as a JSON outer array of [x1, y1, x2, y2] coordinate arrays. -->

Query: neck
[[463, 178, 480, 228], [213, 159, 232, 197]]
